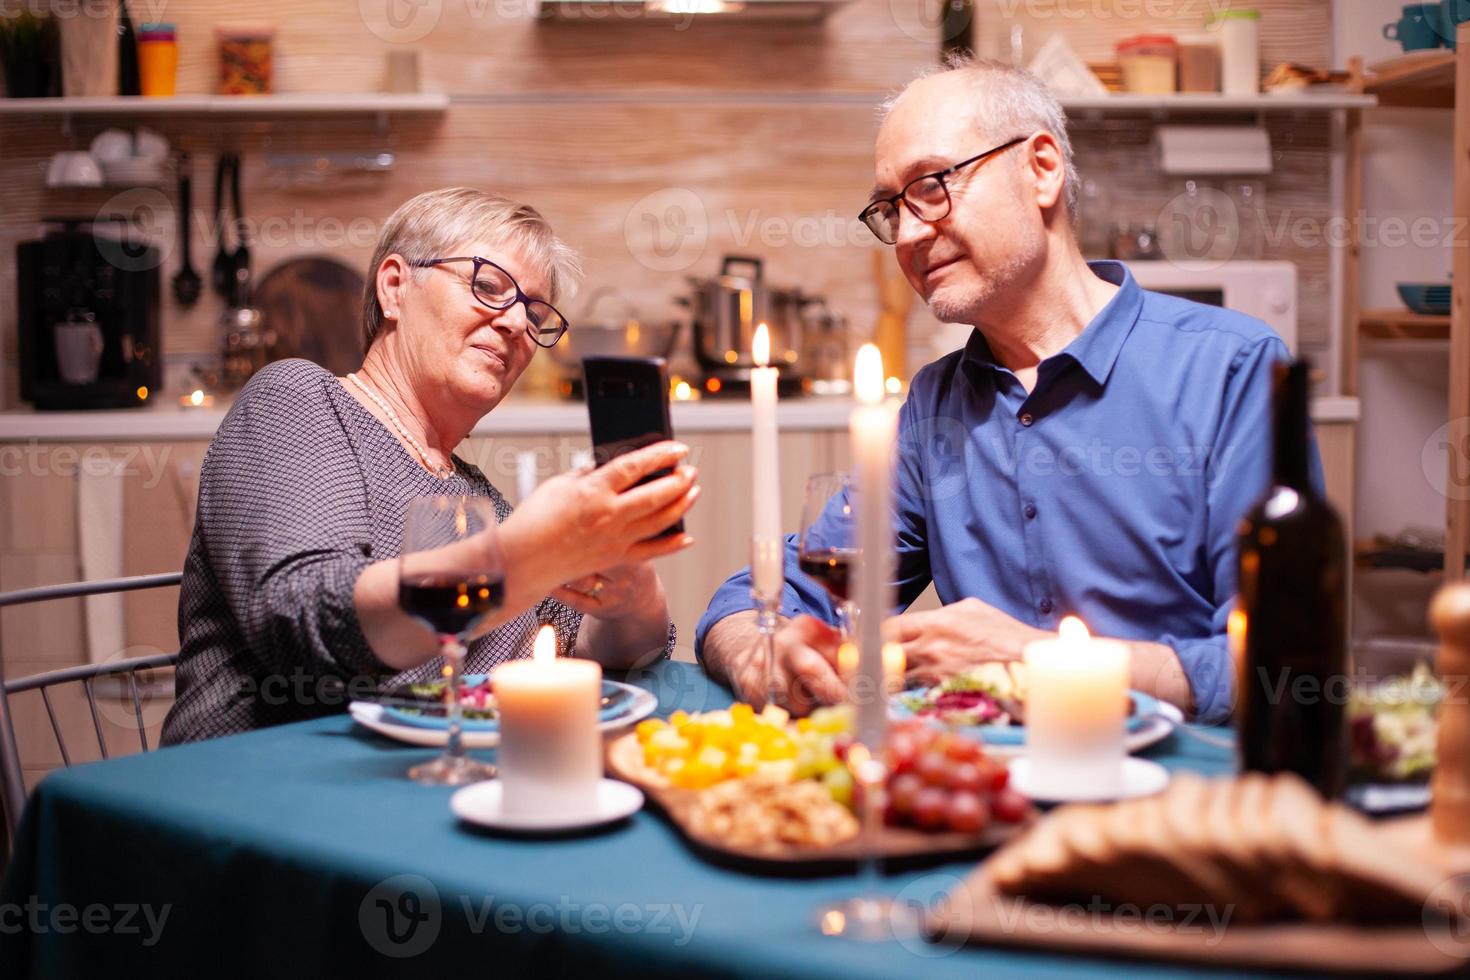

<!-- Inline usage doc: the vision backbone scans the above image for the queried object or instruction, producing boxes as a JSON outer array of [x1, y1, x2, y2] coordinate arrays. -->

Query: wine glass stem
[[754, 595, 780, 708], [859, 767, 883, 901], [443, 638, 466, 762]]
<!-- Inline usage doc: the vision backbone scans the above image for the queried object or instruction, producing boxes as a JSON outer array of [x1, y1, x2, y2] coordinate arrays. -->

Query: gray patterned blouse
[[161, 358, 663, 744]]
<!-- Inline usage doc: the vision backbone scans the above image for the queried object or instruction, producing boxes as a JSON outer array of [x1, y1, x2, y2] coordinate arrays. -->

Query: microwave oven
[[1125, 260, 1298, 354]]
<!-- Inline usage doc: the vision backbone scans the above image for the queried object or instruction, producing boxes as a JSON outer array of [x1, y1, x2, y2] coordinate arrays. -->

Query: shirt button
[[1023, 503, 1038, 520], [1019, 412, 1034, 427], [1039, 598, 1054, 614]]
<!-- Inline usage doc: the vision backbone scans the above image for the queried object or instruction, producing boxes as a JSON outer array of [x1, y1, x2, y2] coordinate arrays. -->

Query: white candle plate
[[1007, 757, 1170, 804], [450, 778, 644, 833]]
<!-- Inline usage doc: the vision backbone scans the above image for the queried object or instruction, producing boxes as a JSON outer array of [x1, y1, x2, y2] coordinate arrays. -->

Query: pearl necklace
[[346, 372, 454, 480]]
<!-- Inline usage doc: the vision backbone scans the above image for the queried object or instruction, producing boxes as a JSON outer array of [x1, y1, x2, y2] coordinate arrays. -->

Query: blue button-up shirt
[[694, 261, 1321, 724]]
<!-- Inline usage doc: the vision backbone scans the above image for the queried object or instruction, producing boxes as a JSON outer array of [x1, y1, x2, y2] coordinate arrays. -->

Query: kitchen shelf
[[1359, 309, 1451, 340], [443, 90, 1376, 111], [1343, 23, 1470, 580], [1059, 92, 1377, 113], [0, 93, 450, 116], [1360, 52, 1457, 109]]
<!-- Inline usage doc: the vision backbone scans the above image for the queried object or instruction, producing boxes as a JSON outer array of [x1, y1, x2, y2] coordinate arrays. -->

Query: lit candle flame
[[533, 624, 557, 664], [752, 322, 770, 368], [854, 343, 884, 405], [846, 741, 870, 769], [189, 388, 205, 407], [1058, 616, 1090, 643]]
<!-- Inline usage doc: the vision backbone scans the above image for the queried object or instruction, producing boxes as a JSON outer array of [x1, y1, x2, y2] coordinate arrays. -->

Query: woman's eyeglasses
[[412, 256, 570, 348], [858, 136, 1028, 245]]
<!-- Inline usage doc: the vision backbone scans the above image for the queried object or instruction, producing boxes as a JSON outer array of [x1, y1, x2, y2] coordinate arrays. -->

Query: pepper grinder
[[1430, 584, 1470, 845]]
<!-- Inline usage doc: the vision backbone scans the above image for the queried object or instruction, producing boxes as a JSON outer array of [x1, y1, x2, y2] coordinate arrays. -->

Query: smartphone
[[582, 356, 684, 539]]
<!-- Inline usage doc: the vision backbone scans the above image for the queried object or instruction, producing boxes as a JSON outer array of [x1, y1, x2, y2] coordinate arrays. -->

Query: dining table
[[0, 660, 1263, 978]]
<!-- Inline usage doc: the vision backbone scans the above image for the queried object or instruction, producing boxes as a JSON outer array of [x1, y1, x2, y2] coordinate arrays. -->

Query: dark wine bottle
[[116, 1, 141, 96], [1235, 359, 1348, 798]]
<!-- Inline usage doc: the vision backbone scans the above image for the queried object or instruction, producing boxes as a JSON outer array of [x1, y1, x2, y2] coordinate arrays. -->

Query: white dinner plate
[[451, 778, 644, 832], [927, 700, 1184, 760], [349, 680, 657, 748]]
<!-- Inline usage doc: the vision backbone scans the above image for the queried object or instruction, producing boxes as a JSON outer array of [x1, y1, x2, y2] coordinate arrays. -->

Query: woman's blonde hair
[[361, 187, 582, 350]]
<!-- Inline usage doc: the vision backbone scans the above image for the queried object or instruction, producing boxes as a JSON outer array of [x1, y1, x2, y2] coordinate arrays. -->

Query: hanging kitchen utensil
[[170, 152, 201, 307], [228, 152, 251, 306], [210, 153, 231, 299], [210, 153, 250, 304]]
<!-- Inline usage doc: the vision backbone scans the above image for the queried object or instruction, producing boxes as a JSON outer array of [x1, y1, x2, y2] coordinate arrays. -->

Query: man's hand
[[889, 596, 1050, 686], [706, 613, 848, 715]]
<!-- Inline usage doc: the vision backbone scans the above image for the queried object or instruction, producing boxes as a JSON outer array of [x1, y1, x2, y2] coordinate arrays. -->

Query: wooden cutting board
[[927, 826, 1470, 975], [604, 731, 1032, 873]]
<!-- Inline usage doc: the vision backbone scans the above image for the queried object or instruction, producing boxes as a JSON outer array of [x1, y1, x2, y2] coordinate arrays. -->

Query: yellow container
[[137, 24, 177, 98]]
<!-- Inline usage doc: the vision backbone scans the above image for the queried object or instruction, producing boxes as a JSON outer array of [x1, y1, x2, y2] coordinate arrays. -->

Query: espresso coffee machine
[[17, 218, 162, 410]]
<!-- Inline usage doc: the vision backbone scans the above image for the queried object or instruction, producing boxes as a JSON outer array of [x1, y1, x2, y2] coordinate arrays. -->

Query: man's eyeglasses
[[858, 136, 1028, 245], [411, 256, 570, 348]]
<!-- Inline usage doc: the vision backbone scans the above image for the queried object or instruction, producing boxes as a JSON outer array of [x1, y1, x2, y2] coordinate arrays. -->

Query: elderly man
[[694, 56, 1318, 725]]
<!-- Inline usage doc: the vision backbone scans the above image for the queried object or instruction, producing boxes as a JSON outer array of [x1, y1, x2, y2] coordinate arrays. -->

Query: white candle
[[750, 323, 784, 599], [492, 626, 603, 817], [1022, 617, 1131, 798], [849, 343, 898, 747]]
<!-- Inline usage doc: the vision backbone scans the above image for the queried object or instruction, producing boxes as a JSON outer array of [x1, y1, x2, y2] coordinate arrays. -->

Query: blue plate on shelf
[[383, 676, 634, 732], [889, 689, 1163, 747]]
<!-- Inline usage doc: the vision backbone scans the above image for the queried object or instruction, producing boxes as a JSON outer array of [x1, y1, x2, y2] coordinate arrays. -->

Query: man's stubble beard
[[924, 233, 1040, 325]]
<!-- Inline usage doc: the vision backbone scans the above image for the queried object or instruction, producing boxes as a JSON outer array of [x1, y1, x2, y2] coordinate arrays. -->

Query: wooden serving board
[[927, 858, 1470, 975], [605, 732, 1031, 872]]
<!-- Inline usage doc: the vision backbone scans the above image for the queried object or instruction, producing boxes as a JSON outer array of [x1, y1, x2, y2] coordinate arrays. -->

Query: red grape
[[946, 791, 990, 834], [912, 787, 949, 830], [944, 737, 983, 762], [887, 733, 918, 774], [947, 761, 986, 794], [991, 787, 1029, 824], [915, 750, 949, 787], [989, 765, 1010, 792], [888, 772, 923, 817]]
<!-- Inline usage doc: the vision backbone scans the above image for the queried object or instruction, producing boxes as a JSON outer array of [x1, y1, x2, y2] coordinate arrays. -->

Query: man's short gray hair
[[362, 187, 582, 351], [881, 54, 1079, 225]]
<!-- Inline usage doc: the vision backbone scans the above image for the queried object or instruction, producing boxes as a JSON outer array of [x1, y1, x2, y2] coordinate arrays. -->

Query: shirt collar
[[960, 260, 1143, 387]]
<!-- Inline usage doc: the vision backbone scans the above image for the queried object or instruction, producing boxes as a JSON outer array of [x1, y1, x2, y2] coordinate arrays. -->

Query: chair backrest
[[0, 572, 182, 842]]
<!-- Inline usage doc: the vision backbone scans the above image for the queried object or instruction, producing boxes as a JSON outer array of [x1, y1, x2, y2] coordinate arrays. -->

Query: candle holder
[[751, 588, 781, 710], [814, 744, 918, 942]]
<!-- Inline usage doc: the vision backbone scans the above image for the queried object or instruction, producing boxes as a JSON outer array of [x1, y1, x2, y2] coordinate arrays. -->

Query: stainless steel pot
[[679, 255, 813, 376], [548, 286, 682, 373]]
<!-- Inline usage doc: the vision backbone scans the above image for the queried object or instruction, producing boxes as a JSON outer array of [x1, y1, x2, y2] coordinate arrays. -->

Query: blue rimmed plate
[[381, 676, 638, 733], [889, 689, 1178, 755]]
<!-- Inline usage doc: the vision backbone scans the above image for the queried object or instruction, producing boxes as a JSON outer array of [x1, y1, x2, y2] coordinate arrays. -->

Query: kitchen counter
[[0, 395, 1361, 442]]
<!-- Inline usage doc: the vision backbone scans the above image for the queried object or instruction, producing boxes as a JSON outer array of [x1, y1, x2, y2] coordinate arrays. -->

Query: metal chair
[[0, 572, 182, 842]]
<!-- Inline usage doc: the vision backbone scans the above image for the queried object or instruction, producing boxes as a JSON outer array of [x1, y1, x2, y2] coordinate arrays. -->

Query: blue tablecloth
[[0, 661, 1261, 978]]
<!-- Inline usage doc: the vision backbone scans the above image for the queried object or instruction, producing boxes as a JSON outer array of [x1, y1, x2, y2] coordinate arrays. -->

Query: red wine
[[798, 547, 858, 602], [398, 575, 505, 640], [1235, 360, 1347, 798]]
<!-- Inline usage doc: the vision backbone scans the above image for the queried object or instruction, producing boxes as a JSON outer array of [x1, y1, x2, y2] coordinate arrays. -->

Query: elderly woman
[[162, 187, 697, 745]]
